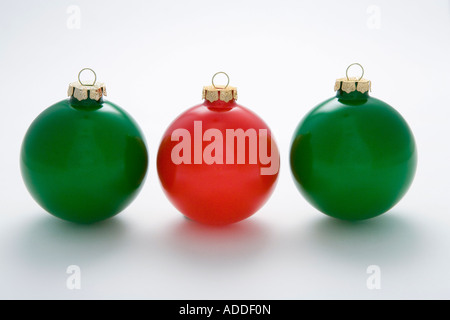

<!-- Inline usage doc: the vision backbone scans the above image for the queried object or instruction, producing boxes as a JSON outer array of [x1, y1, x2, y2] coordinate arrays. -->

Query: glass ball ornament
[[20, 69, 148, 223], [290, 64, 417, 220], [157, 72, 280, 225]]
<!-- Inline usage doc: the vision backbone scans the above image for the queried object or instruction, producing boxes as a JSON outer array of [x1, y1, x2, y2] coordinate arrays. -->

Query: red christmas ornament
[[157, 72, 280, 225]]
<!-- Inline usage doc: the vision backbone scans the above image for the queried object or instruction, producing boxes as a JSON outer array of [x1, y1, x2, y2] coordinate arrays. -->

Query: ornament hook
[[212, 72, 230, 89], [346, 63, 364, 81], [78, 68, 97, 86]]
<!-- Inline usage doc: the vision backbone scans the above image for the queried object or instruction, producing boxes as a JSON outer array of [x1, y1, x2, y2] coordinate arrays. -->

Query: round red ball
[[157, 98, 279, 225]]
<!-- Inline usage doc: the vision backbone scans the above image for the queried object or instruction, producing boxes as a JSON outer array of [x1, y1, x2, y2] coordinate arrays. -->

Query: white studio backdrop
[[0, 0, 449, 299]]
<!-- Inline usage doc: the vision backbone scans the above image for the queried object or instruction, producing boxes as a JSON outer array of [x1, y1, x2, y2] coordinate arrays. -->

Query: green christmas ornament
[[21, 68, 148, 223], [290, 63, 417, 220]]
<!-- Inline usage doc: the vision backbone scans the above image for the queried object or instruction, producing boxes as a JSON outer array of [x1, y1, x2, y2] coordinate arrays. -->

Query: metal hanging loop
[[346, 63, 364, 81], [212, 71, 230, 89], [78, 68, 97, 86]]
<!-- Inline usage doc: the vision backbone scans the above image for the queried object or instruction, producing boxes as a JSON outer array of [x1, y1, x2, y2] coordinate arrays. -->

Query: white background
[[0, 0, 449, 299]]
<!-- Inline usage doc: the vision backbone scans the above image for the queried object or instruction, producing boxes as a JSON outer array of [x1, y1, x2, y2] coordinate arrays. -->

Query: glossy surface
[[21, 97, 148, 223], [290, 90, 417, 220], [157, 99, 279, 225]]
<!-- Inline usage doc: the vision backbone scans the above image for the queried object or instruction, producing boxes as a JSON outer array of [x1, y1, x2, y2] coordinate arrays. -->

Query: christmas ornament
[[157, 72, 280, 225], [290, 63, 417, 220], [21, 68, 148, 223]]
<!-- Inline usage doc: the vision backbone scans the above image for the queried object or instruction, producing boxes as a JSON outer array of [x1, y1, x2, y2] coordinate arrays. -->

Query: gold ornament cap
[[334, 63, 371, 94], [67, 68, 107, 101], [202, 72, 238, 103]]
